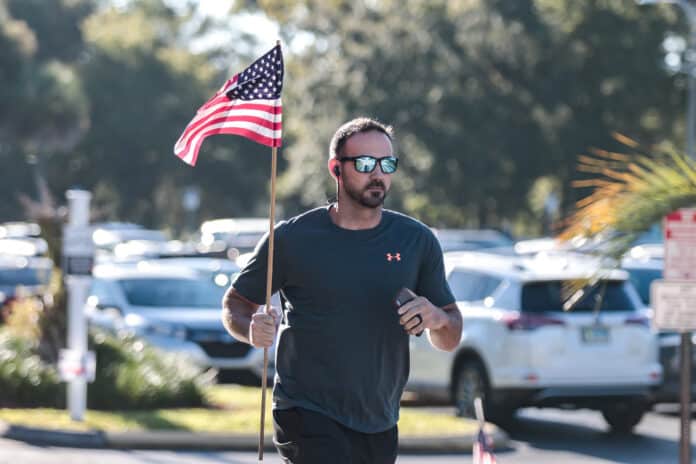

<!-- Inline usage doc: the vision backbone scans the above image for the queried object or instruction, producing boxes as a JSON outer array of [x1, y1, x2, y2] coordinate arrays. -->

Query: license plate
[[581, 326, 610, 344]]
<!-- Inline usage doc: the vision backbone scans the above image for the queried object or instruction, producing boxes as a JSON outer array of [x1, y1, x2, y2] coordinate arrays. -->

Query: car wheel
[[453, 359, 489, 419], [601, 402, 645, 434]]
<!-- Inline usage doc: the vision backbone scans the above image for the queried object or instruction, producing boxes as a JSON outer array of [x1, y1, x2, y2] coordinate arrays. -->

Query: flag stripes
[[174, 44, 283, 166]]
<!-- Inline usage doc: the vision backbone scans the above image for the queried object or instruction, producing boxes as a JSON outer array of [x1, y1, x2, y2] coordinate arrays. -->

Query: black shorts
[[272, 407, 398, 464]]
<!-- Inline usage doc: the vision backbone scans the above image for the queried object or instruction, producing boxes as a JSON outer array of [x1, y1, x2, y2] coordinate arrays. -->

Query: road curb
[[1, 421, 509, 453], [0, 423, 105, 448]]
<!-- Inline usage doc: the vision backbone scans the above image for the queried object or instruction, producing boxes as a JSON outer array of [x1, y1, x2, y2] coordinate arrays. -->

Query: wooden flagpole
[[259, 145, 278, 462]]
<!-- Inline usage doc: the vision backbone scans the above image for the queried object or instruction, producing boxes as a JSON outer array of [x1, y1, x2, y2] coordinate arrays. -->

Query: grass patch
[[0, 386, 478, 437]]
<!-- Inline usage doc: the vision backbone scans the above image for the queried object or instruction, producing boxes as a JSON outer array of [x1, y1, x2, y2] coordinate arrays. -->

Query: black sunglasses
[[338, 155, 399, 174]]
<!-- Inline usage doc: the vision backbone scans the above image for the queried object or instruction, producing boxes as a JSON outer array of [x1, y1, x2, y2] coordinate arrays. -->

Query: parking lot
[[2, 219, 694, 463]]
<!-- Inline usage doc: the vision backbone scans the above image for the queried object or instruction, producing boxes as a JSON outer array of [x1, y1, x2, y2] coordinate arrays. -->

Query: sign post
[[658, 209, 696, 464], [62, 190, 95, 421]]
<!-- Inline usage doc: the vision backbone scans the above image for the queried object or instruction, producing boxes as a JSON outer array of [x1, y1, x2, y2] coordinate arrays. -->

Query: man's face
[[339, 130, 394, 209]]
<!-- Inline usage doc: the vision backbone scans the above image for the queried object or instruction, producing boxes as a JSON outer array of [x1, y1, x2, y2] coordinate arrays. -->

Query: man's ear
[[328, 159, 340, 180]]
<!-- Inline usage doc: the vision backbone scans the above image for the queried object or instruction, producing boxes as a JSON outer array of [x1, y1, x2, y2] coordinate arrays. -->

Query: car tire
[[453, 359, 491, 419], [601, 402, 645, 434]]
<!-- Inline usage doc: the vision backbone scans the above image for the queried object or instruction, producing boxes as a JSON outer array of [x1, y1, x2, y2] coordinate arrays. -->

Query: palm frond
[[560, 141, 696, 307]]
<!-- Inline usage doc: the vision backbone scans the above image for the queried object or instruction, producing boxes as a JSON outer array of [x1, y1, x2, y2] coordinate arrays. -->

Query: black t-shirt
[[232, 205, 455, 433]]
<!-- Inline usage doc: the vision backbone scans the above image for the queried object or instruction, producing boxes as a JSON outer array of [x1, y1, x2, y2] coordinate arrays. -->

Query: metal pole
[[64, 190, 93, 422], [674, 7, 695, 458], [66, 276, 90, 421], [685, 2, 696, 159], [680, 331, 692, 464]]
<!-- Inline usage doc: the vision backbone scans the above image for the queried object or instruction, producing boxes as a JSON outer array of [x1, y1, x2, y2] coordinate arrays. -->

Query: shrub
[[88, 330, 210, 410], [0, 330, 64, 408], [0, 326, 211, 410]]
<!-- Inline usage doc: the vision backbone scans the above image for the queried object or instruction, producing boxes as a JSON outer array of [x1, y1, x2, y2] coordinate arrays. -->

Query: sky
[[175, 0, 281, 54], [113, 0, 305, 55]]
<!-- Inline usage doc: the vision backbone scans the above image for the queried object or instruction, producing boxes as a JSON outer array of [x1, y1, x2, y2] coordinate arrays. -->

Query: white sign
[[63, 225, 94, 257], [652, 280, 696, 331], [664, 209, 696, 281], [58, 349, 96, 383], [62, 225, 94, 276]]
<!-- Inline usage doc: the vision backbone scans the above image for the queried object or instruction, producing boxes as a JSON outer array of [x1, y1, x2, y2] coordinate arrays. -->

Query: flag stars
[[221, 46, 282, 101]]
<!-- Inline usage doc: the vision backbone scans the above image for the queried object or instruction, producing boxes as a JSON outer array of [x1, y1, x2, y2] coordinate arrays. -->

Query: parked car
[[139, 257, 241, 288], [111, 239, 198, 262], [92, 223, 167, 253], [0, 221, 41, 239], [86, 263, 273, 381], [621, 245, 696, 404], [430, 228, 514, 253], [0, 255, 52, 321], [0, 237, 48, 257], [622, 247, 663, 318], [197, 217, 269, 257], [406, 251, 662, 433]]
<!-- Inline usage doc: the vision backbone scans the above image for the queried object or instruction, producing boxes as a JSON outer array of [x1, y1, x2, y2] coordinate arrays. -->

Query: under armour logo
[[386, 253, 401, 262]]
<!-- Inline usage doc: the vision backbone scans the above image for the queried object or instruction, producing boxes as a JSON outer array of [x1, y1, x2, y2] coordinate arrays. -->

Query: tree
[[56, 0, 276, 230], [0, 0, 92, 220], [0, 0, 687, 235], [235, 0, 681, 234]]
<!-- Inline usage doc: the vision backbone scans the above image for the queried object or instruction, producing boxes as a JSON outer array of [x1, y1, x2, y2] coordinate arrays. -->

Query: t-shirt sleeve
[[231, 223, 287, 305], [415, 230, 455, 308]]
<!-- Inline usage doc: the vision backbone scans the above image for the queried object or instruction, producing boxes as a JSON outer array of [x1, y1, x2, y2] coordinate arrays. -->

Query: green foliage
[[0, 326, 209, 409], [559, 141, 696, 306], [245, 0, 682, 229], [0, 0, 91, 221], [88, 330, 209, 410], [563, 143, 696, 258], [7, 0, 93, 61], [0, 330, 63, 408], [0, 0, 689, 233], [58, 1, 272, 229]]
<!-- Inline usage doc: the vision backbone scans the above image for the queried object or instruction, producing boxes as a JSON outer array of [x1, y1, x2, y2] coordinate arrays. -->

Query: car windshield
[[0, 267, 47, 286], [626, 268, 662, 305], [521, 280, 636, 313], [117, 278, 225, 307]]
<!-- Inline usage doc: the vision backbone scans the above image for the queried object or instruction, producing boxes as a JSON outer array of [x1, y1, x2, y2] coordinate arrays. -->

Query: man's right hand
[[249, 306, 280, 348]]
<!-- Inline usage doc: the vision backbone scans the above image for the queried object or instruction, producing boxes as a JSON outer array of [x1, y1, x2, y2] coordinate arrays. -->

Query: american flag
[[473, 397, 498, 464], [174, 44, 283, 166], [472, 427, 497, 464]]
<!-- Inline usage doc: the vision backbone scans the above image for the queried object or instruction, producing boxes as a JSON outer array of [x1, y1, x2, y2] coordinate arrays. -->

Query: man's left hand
[[397, 295, 448, 336]]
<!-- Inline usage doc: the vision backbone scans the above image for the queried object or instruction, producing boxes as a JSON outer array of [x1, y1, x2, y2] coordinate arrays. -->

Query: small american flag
[[174, 44, 283, 166], [473, 397, 498, 464], [472, 427, 497, 464]]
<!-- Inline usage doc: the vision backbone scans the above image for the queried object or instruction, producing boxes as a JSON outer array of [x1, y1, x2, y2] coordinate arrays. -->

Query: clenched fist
[[249, 306, 280, 348]]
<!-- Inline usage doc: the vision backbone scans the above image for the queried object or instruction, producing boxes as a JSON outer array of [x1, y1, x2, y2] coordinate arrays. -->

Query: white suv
[[407, 251, 662, 433]]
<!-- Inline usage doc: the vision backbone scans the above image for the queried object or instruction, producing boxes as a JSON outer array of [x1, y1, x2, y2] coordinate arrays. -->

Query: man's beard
[[345, 180, 387, 208]]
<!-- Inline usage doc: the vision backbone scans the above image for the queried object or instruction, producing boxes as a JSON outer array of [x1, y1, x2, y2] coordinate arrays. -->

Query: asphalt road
[[0, 407, 693, 464], [499, 406, 690, 464]]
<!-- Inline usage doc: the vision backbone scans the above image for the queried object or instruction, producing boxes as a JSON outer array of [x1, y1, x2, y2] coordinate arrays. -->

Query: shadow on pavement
[[495, 410, 679, 464]]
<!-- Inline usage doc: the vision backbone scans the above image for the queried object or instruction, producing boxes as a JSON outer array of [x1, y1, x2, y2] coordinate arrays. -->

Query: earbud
[[333, 166, 340, 177]]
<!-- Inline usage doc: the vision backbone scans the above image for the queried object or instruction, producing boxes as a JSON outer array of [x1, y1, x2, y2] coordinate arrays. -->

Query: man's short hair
[[329, 117, 394, 159]]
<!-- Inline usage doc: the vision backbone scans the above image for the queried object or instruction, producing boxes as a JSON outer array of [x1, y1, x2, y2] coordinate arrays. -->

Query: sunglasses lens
[[355, 157, 377, 173], [380, 157, 398, 174]]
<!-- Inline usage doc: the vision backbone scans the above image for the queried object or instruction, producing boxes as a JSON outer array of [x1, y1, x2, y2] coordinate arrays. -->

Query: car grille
[[197, 341, 252, 358]]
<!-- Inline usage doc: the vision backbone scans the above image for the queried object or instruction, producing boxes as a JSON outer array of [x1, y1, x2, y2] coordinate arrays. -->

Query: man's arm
[[398, 299, 462, 352], [222, 287, 277, 348]]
